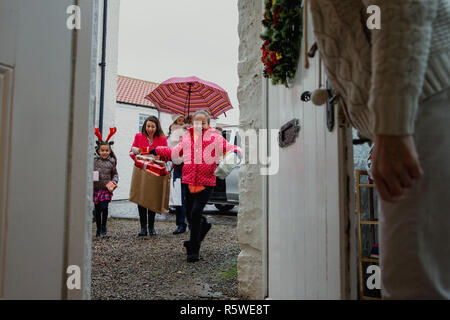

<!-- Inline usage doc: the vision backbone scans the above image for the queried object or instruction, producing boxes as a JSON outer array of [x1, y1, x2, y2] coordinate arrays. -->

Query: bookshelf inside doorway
[[356, 169, 380, 300]]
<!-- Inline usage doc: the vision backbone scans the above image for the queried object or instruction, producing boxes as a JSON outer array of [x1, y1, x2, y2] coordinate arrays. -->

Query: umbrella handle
[[186, 83, 192, 117]]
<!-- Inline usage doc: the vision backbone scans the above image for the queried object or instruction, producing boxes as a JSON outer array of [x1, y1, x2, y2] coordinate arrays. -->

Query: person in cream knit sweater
[[311, 0, 450, 299]]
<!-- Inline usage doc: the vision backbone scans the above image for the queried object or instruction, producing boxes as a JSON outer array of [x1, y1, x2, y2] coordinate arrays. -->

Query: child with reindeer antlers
[[93, 127, 119, 238]]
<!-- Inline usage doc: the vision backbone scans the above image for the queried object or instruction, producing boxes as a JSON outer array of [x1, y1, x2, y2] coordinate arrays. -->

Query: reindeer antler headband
[[95, 127, 117, 146]]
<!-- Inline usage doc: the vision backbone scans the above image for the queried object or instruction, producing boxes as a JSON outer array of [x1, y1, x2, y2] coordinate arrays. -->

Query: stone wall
[[237, 0, 264, 299]]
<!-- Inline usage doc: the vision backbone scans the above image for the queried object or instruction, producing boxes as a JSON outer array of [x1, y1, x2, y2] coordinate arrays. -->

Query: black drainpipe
[[98, 0, 108, 135]]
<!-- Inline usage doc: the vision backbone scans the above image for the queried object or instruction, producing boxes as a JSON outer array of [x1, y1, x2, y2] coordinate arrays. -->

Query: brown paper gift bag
[[129, 166, 171, 214]]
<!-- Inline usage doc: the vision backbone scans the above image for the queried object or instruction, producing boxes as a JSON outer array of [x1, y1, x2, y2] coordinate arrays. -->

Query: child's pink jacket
[[155, 127, 241, 187], [129, 133, 168, 162]]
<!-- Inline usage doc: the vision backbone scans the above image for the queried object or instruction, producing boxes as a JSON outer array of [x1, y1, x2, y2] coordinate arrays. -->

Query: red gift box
[[135, 160, 167, 176], [146, 162, 167, 176], [106, 181, 117, 192]]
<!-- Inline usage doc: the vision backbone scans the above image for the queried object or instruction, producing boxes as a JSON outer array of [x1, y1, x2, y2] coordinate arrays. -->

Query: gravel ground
[[91, 217, 240, 300]]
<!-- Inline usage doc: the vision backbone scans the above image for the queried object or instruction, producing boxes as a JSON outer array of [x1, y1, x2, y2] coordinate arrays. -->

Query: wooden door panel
[[266, 9, 352, 299], [0, 0, 96, 299]]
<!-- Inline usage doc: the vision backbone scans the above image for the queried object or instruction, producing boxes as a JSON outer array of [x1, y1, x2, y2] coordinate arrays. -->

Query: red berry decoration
[[260, 0, 303, 87]]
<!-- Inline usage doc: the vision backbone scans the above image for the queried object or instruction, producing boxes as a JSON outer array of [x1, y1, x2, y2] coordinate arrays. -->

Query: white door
[[266, 10, 356, 299], [0, 0, 97, 299]]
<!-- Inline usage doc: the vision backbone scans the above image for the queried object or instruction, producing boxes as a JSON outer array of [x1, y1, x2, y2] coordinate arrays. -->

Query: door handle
[[325, 81, 335, 132], [300, 81, 336, 132]]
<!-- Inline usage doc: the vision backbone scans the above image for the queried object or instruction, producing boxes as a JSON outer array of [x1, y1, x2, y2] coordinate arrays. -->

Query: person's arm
[[221, 135, 241, 157], [366, 0, 438, 135], [366, 1, 436, 201], [129, 133, 140, 162], [154, 138, 184, 165], [157, 136, 169, 161]]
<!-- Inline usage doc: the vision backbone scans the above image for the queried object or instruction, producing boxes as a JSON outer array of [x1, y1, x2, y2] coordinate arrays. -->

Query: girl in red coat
[[129, 115, 167, 236], [152, 110, 241, 262]]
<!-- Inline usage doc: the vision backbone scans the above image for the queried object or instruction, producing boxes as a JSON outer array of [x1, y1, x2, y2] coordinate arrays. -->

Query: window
[[222, 130, 231, 142], [139, 114, 149, 132], [235, 132, 241, 147]]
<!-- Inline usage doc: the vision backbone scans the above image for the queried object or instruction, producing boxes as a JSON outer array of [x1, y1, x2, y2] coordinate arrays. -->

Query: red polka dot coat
[[156, 127, 241, 187]]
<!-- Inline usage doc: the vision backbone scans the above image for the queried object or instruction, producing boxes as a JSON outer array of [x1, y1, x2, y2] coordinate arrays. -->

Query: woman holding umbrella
[[150, 110, 241, 262]]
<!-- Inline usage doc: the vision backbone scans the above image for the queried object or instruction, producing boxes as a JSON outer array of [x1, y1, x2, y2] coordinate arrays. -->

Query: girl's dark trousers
[[138, 205, 156, 230], [184, 184, 213, 246], [94, 201, 109, 234]]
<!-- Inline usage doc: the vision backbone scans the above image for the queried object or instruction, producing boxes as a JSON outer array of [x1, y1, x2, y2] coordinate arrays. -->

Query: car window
[[234, 132, 241, 147], [222, 130, 231, 142]]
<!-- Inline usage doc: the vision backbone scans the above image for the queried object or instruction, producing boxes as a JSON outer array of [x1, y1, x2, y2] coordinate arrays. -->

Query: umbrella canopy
[[144, 76, 233, 119]]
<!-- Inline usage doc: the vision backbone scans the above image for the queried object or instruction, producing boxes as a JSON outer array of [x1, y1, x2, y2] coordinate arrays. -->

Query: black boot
[[138, 206, 148, 236], [183, 241, 193, 255], [198, 217, 212, 242], [95, 205, 102, 238], [138, 227, 147, 237], [173, 224, 187, 235], [101, 208, 108, 237], [148, 211, 157, 236], [184, 241, 200, 263]]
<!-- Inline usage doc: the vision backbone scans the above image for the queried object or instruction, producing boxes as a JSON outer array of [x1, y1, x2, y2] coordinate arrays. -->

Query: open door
[[265, 8, 356, 299], [0, 0, 97, 299]]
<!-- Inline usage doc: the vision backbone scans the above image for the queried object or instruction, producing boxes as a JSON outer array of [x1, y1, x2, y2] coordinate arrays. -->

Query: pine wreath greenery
[[260, 0, 303, 87]]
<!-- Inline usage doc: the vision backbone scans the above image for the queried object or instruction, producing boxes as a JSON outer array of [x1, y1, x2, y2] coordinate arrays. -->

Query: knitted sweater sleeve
[[366, 0, 438, 135]]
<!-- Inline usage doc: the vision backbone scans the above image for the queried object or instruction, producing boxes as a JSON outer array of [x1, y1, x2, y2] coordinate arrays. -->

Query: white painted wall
[[95, 0, 179, 201], [113, 103, 172, 200], [94, 0, 120, 134]]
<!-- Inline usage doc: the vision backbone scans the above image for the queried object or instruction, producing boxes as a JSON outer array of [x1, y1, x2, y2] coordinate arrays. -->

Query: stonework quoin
[[237, 0, 264, 299]]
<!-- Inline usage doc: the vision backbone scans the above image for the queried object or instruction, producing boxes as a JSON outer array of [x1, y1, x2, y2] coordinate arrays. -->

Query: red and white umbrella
[[145, 76, 233, 118]]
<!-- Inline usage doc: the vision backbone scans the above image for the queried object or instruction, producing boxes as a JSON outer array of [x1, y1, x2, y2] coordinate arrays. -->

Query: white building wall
[[94, 0, 120, 134], [214, 107, 240, 126], [113, 103, 172, 200], [95, 0, 176, 201]]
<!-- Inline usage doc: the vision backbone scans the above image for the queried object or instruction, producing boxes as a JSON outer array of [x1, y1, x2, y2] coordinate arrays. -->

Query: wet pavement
[[92, 202, 240, 300]]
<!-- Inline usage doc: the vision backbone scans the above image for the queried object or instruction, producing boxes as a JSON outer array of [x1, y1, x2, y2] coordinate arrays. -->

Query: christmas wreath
[[260, 0, 303, 87]]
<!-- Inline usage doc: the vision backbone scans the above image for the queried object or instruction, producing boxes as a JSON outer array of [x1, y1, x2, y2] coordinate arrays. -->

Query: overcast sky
[[118, 0, 240, 125]]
